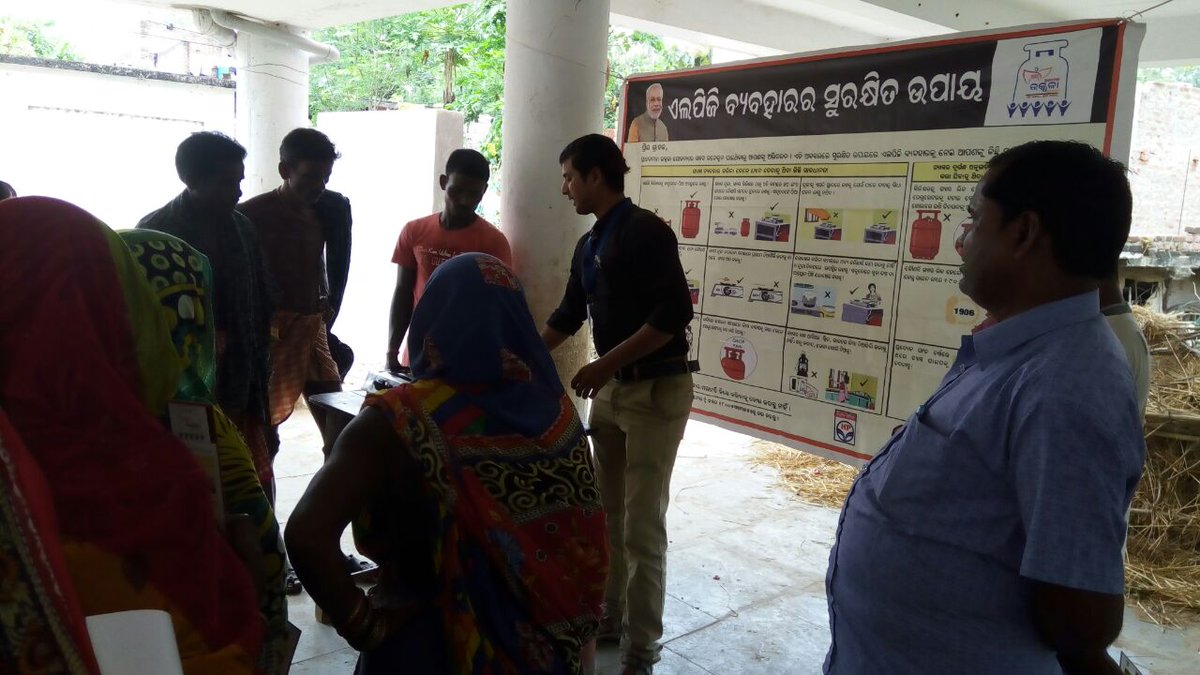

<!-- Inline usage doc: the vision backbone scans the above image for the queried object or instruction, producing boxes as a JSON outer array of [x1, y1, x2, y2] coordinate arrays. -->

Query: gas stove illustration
[[814, 222, 842, 240], [863, 223, 896, 244], [754, 216, 791, 242], [748, 285, 784, 303], [711, 280, 745, 298]]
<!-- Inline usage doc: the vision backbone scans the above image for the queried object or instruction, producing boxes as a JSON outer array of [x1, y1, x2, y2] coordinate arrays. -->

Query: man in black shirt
[[543, 133, 696, 675]]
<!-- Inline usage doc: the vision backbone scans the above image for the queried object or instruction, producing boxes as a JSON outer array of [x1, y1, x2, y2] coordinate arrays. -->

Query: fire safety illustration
[[754, 212, 791, 242], [788, 353, 819, 399], [719, 336, 757, 381], [863, 222, 896, 244], [791, 283, 837, 319], [841, 283, 885, 326], [748, 281, 784, 304], [825, 369, 878, 411]]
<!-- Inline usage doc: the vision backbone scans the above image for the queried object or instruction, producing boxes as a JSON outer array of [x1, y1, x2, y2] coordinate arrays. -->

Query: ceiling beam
[[853, 0, 1062, 31], [610, 0, 889, 54]]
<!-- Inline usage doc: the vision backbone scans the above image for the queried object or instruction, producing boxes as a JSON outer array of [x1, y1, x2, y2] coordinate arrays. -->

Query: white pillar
[[235, 32, 310, 196], [501, 0, 611, 383]]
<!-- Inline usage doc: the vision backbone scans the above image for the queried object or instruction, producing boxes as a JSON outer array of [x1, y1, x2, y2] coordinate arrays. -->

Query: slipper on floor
[[345, 554, 380, 582], [285, 567, 303, 595]]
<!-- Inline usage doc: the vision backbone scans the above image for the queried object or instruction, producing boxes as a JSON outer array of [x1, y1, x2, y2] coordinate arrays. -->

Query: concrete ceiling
[[108, 0, 1200, 64]]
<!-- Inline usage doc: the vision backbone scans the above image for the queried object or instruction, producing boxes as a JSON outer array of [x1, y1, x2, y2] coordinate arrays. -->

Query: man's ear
[[278, 161, 291, 181], [439, 174, 448, 190], [1010, 210, 1044, 260]]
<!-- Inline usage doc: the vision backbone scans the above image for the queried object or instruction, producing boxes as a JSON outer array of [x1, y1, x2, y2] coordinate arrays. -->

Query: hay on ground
[[750, 439, 855, 509]]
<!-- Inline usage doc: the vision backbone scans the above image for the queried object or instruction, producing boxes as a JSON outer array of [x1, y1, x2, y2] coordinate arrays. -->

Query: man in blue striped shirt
[[824, 141, 1144, 675]]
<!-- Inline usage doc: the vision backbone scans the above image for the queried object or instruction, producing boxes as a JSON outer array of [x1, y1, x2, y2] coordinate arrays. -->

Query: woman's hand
[[225, 513, 267, 602]]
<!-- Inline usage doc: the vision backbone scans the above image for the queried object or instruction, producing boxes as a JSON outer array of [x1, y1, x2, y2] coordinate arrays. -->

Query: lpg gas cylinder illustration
[[721, 345, 746, 380], [719, 336, 756, 381], [681, 200, 702, 239], [909, 209, 942, 260], [740, 217, 751, 237]]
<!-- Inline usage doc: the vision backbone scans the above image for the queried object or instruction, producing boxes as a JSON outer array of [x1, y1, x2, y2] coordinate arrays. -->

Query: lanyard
[[581, 200, 631, 299]]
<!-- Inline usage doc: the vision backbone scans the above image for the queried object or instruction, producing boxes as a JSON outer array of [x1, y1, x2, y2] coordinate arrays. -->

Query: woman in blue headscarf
[[286, 253, 608, 674]]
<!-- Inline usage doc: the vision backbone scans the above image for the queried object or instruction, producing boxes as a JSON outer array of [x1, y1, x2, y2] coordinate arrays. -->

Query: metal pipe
[[201, 8, 340, 64], [189, 8, 237, 48]]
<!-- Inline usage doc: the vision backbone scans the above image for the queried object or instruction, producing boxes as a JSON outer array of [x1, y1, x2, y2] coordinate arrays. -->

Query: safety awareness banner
[[621, 19, 1144, 463]]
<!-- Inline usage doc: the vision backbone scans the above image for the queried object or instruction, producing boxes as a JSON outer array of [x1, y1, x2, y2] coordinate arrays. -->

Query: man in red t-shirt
[[387, 149, 512, 370]]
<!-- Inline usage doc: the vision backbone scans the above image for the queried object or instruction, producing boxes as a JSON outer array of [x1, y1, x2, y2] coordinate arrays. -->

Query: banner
[[621, 19, 1145, 463]]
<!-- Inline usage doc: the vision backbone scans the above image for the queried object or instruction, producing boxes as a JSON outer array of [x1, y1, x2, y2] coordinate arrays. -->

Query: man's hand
[[572, 359, 618, 399], [386, 353, 401, 373]]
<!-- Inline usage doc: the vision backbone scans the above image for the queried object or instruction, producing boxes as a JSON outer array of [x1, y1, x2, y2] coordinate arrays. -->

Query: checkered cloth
[[267, 312, 341, 426]]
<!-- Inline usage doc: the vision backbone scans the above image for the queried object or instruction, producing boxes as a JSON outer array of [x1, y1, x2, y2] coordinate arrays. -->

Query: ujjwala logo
[[1009, 39, 1071, 118]]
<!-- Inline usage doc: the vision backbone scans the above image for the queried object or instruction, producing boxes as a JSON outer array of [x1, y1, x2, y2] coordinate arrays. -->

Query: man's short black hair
[[280, 128, 340, 167], [984, 140, 1131, 279], [445, 149, 490, 182], [559, 134, 629, 192], [175, 132, 246, 186], [0, 180, 14, 200]]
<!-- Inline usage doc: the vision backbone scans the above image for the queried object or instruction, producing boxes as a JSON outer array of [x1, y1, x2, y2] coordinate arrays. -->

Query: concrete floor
[[276, 406, 1200, 674]]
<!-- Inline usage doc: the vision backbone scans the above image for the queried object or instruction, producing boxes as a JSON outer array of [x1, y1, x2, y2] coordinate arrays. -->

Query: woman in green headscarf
[[119, 229, 290, 675]]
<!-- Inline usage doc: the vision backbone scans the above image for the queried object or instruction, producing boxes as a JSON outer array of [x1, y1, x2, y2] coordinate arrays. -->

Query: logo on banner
[[834, 410, 857, 446], [984, 27, 1102, 127], [1009, 39, 1071, 118]]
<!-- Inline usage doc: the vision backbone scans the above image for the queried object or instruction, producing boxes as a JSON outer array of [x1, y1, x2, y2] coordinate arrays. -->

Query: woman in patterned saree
[[286, 253, 609, 674], [0, 197, 264, 674], [119, 229, 290, 674]]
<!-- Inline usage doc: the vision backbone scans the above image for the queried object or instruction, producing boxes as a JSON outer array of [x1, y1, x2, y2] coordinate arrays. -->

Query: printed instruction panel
[[622, 21, 1142, 462]]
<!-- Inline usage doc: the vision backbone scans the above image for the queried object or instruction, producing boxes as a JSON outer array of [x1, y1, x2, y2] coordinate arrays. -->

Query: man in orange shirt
[[387, 149, 512, 371]]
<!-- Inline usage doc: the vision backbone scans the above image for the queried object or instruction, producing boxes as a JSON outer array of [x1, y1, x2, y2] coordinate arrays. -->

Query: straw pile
[[751, 440, 855, 509], [1126, 305, 1200, 625]]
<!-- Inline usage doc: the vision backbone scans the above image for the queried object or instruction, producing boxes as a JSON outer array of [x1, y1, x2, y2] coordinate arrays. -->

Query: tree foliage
[[1138, 66, 1200, 88], [0, 17, 78, 61], [310, 0, 708, 168]]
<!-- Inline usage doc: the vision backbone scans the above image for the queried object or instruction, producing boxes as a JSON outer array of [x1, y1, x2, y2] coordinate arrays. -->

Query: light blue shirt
[[824, 291, 1145, 674]]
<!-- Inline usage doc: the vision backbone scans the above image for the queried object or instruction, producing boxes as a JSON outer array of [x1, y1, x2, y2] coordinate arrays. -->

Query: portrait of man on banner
[[627, 82, 669, 143]]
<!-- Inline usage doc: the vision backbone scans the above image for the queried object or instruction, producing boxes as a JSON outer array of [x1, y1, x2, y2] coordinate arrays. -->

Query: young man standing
[[138, 132, 275, 496], [823, 141, 1145, 675], [387, 148, 511, 371], [543, 133, 697, 675], [240, 128, 345, 459]]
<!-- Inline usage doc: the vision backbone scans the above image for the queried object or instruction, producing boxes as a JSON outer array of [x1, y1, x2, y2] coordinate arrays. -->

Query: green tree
[[0, 17, 78, 60], [605, 30, 709, 130], [1138, 66, 1200, 88], [310, 0, 708, 168]]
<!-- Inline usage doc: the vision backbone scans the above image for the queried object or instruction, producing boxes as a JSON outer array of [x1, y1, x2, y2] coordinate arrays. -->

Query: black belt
[[614, 357, 699, 383]]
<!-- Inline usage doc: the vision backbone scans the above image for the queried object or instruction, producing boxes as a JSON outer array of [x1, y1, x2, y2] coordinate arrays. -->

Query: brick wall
[[1128, 81, 1200, 235]]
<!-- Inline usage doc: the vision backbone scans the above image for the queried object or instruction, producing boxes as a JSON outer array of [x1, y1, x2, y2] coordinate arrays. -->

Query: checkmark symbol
[[690, 191, 698, 198]]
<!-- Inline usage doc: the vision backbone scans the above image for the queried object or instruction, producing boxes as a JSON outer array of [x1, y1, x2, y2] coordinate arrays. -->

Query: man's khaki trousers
[[589, 372, 693, 666]]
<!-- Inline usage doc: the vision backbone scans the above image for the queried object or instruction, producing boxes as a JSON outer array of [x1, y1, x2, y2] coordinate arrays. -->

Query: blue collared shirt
[[824, 291, 1145, 674]]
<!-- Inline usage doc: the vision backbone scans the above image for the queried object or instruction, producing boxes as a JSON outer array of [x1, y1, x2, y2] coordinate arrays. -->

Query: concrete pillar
[[501, 0, 611, 384], [235, 32, 310, 196]]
